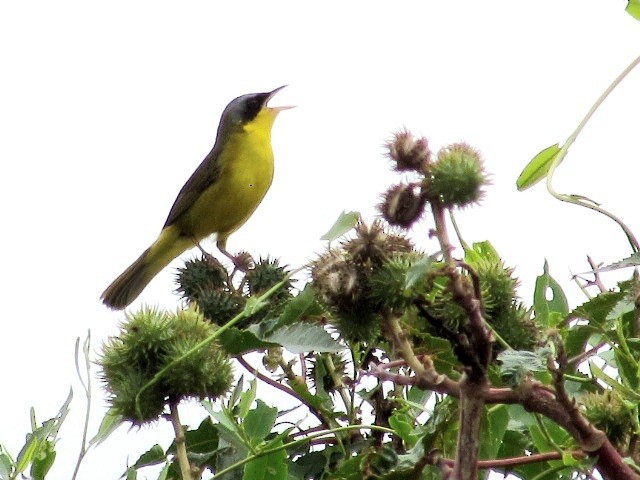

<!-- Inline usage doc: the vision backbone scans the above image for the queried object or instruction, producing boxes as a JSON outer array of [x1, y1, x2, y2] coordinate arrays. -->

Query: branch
[[236, 355, 331, 430], [169, 401, 196, 480]]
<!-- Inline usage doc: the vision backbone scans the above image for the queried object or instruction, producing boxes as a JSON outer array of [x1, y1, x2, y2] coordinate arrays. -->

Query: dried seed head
[[385, 129, 431, 173], [379, 183, 425, 228], [343, 220, 414, 265]]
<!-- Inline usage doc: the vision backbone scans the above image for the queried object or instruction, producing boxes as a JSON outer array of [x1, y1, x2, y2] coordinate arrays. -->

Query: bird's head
[[219, 85, 293, 134]]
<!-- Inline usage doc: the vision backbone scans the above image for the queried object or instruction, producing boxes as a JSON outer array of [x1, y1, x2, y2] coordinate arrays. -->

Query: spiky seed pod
[[99, 307, 232, 426], [469, 256, 539, 352], [385, 129, 431, 173], [161, 308, 233, 400], [343, 220, 414, 266], [195, 289, 245, 326], [582, 391, 634, 448], [379, 183, 426, 229], [489, 302, 538, 353], [175, 256, 229, 303], [245, 257, 292, 299], [333, 309, 381, 344], [475, 262, 519, 318], [428, 142, 488, 209], [307, 352, 349, 393], [369, 253, 427, 311]]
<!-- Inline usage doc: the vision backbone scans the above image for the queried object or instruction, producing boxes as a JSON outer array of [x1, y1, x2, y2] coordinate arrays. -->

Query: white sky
[[1, 1, 639, 479]]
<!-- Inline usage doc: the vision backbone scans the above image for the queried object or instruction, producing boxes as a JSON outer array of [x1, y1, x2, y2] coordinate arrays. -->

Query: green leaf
[[516, 143, 561, 191], [533, 260, 569, 327], [496, 429, 530, 459], [218, 327, 278, 355], [325, 455, 361, 479], [237, 379, 257, 419], [479, 405, 509, 460], [593, 252, 640, 272], [242, 439, 288, 480], [498, 349, 549, 385], [0, 447, 14, 479], [272, 284, 323, 330], [627, 0, 640, 20], [464, 240, 501, 266], [166, 418, 220, 471], [30, 441, 55, 480], [185, 418, 220, 454], [89, 408, 123, 447], [614, 345, 640, 391], [320, 211, 360, 241], [244, 296, 268, 316], [564, 324, 596, 360], [157, 463, 171, 480], [15, 435, 39, 476], [572, 290, 626, 328], [530, 418, 571, 456], [244, 400, 277, 444], [404, 254, 435, 291], [290, 451, 327, 479], [388, 412, 418, 448], [590, 361, 640, 400], [261, 323, 343, 354], [131, 445, 166, 469]]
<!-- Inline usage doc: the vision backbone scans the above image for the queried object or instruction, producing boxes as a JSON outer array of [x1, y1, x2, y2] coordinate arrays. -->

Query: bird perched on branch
[[102, 86, 291, 309]]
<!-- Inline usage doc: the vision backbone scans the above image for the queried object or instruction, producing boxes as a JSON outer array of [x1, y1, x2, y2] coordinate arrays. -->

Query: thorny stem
[[430, 202, 493, 479], [586, 256, 608, 293], [548, 333, 607, 453]]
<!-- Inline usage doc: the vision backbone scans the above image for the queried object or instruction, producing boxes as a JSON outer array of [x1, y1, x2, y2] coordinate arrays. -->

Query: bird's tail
[[101, 226, 193, 310]]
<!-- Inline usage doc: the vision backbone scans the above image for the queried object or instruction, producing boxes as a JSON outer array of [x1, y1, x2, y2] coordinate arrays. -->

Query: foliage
[[3, 7, 640, 480]]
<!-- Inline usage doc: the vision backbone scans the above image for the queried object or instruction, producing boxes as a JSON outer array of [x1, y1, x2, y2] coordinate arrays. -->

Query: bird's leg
[[218, 245, 249, 272], [192, 239, 241, 292], [195, 242, 217, 262]]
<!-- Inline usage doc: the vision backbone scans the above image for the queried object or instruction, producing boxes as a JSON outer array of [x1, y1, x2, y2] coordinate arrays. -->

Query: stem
[[170, 401, 194, 480], [71, 333, 91, 480], [546, 53, 640, 253], [210, 425, 393, 479], [324, 354, 352, 414], [451, 376, 487, 480], [236, 355, 331, 430]]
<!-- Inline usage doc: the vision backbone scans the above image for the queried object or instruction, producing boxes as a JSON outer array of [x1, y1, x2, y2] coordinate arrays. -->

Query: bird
[[101, 86, 291, 309]]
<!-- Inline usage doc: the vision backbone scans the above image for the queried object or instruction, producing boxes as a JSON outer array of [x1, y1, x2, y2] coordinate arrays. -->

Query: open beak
[[265, 85, 295, 112]]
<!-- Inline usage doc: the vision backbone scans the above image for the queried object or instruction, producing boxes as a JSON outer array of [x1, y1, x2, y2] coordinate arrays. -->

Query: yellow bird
[[102, 86, 291, 309]]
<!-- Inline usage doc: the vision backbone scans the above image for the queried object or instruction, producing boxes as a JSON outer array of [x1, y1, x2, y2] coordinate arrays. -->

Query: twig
[[71, 333, 92, 480], [236, 355, 331, 430], [587, 256, 608, 293], [546, 53, 640, 253], [169, 401, 194, 480]]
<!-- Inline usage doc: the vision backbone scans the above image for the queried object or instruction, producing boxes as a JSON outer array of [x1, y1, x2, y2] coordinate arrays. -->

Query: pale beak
[[265, 85, 296, 111]]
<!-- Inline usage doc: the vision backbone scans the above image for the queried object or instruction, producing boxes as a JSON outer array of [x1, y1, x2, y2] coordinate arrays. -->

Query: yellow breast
[[183, 108, 277, 240]]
